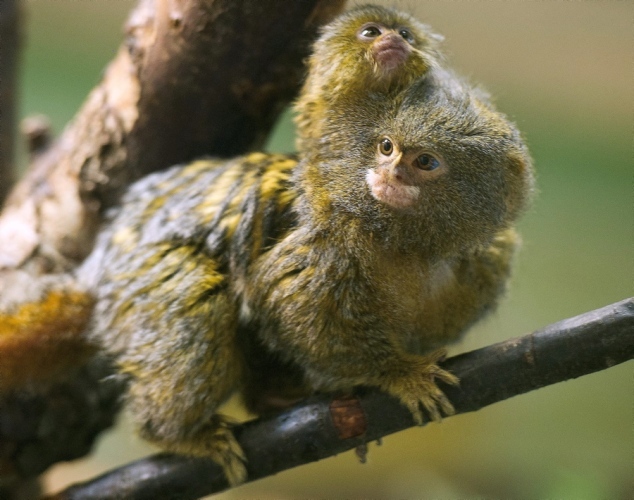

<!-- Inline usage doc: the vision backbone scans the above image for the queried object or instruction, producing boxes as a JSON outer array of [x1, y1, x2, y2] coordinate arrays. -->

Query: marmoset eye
[[359, 24, 382, 39], [414, 153, 441, 171], [399, 28, 414, 44], [379, 138, 394, 155]]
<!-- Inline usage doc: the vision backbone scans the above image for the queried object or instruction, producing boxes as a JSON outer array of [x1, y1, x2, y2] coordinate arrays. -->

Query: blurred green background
[[15, 0, 632, 498]]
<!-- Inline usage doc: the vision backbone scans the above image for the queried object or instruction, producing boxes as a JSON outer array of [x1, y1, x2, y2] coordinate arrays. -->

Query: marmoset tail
[[0, 277, 96, 389]]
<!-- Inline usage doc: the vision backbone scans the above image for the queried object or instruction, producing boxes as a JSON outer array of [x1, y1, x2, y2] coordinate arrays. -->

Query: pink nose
[[373, 33, 410, 70], [391, 163, 414, 185]]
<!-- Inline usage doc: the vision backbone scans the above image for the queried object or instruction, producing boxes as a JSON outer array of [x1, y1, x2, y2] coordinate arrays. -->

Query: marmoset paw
[[383, 349, 459, 425], [200, 416, 247, 486], [153, 414, 247, 487]]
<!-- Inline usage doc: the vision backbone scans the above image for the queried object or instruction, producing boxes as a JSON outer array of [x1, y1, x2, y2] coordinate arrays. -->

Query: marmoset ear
[[503, 150, 535, 219]]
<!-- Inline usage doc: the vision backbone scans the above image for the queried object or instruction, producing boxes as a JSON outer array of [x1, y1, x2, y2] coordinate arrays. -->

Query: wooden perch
[[47, 298, 634, 500]]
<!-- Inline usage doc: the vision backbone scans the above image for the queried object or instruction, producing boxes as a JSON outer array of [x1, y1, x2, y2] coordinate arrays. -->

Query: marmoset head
[[295, 5, 442, 153], [300, 69, 535, 257], [311, 4, 441, 87]]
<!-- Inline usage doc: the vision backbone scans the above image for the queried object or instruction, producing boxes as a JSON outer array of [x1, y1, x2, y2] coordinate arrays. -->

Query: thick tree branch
[[48, 298, 634, 500], [0, 0, 19, 206]]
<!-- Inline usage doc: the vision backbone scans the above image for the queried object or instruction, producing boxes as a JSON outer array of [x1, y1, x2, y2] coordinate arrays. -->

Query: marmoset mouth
[[373, 37, 410, 70], [366, 169, 420, 210], [377, 49, 408, 65]]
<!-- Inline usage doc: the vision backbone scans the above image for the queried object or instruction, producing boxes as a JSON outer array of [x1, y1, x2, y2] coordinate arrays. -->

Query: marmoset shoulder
[[0, 5, 534, 487]]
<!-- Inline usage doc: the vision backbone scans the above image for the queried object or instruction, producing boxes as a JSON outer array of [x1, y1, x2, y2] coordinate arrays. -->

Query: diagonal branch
[[47, 298, 634, 500]]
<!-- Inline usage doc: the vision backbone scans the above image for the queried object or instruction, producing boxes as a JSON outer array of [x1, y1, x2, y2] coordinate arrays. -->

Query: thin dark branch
[[48, 298, 634, 500], [0, 0, 20, 206]]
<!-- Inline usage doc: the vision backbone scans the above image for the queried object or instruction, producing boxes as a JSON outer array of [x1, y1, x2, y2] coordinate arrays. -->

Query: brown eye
[[399, 28, 414, 44], [414, 153, 441, 171], [379, 138, 394, 156], [359, 24, 382, 39]]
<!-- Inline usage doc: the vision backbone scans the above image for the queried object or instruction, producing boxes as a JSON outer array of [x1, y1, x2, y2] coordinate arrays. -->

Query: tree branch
[[47, 298, 634, 500]]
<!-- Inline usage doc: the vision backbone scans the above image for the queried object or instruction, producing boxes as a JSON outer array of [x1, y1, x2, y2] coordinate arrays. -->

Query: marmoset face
[[366, 136, 445, 211], [354, 76, 533, 254], [315, 5, 441, 87]]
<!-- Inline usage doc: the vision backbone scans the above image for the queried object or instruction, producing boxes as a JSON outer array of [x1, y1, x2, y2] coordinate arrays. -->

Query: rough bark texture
[[0, 0, 346, 494], [47, 298, 634, 500], [0, 0, 19, 206]]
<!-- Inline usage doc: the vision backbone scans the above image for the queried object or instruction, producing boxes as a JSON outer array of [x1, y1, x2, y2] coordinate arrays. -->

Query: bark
[[47, 298, 634, 500]]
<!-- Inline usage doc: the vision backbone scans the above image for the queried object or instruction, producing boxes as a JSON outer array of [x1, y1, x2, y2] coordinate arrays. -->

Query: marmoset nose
[[373, 33, 410, 68], [375, 32, 406, 50], [391, 162, 414, 185]]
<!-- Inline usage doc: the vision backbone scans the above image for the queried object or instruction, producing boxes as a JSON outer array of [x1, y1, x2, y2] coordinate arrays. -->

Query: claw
[[410, 405, 424, 426], [223, 453, 248, 487], [435, 392, 455, 416], [422, 397, 442, 422], [435, 368, 459, 386], [384, 350, 459, 425]]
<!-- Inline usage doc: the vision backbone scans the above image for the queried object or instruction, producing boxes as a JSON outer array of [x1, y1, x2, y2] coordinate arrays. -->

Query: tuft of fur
[[0, 286, 96, 391]]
